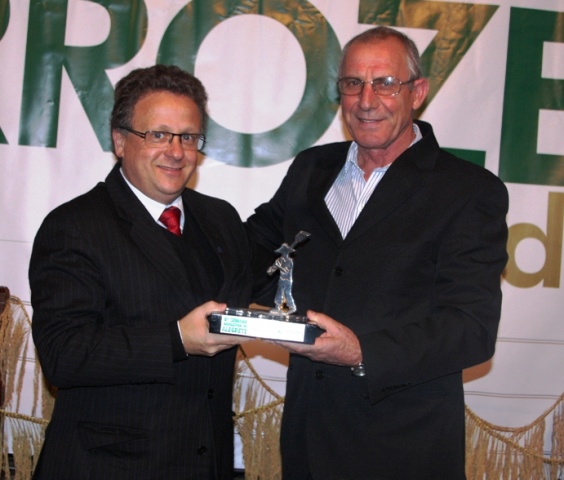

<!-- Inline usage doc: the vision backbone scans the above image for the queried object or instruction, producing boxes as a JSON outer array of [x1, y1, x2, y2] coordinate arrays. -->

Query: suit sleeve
[[29, 207, 176, 389], [246, 161, 295, 306]]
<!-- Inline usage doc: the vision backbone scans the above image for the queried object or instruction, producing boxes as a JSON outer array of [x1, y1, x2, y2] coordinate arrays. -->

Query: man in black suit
[[247, 27, 509, 479], [29, 65, 251, 479]]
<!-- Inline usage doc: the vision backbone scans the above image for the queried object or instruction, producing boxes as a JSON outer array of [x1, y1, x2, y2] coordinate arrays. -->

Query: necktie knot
[[159, 206, 182, 236]]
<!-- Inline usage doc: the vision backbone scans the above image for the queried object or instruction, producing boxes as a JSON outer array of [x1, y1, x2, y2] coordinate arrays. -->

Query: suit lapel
[[304, 141, 428, 248], [342, 124, 439, 246], [307, 144, 349, 246], [105, 164, 195, 311], [182, 189, 232, 299]]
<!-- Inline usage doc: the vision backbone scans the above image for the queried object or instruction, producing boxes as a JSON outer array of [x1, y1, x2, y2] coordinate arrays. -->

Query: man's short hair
[[110, 64, 208, 133], [339, 26, 423, 81]]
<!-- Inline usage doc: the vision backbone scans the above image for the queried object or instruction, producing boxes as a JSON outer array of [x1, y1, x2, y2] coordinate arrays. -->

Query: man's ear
[[412, 78, 429, 110], [112, 129, 125, 158]]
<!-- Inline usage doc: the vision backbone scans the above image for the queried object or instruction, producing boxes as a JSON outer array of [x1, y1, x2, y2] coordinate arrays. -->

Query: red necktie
[[159, 206, 182, 236]]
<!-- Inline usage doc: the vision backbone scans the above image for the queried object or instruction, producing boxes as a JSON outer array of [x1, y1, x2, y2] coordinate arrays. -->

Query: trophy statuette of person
[[208, 231, 324, 344]]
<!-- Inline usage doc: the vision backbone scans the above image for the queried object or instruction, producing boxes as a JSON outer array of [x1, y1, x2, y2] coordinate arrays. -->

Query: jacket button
[[314, 370, 324, 379], [334, 267, 343, 276], [197, 446, 208, 455], [208, 388, 214, 399]]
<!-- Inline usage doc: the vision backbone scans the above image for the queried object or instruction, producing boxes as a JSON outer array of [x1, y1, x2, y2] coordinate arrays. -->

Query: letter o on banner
[[158, 0, 341, 167]]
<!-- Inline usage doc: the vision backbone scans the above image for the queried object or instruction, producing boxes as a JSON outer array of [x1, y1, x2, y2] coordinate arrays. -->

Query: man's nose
[[358, 82, 380, 109], [165, 135, 185, 158]]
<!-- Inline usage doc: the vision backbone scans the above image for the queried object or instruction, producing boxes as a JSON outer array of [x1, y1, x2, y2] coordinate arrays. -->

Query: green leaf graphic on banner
[[158, 0, 341, 168], [500, 7, 564, 186], [0, 0, 9, 144], [0, 0, 8, 39], [19, 0, 147, 151], [358, 0, 499, 109]]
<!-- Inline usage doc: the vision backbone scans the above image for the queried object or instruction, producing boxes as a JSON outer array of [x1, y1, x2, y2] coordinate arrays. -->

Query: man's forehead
[[347, 37, 405, 57], [342, 40, 408, 73]]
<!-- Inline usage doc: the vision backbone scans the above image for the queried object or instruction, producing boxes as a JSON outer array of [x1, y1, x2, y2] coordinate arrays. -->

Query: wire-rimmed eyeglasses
[[337, 76, 417, 97], [121, 127, 205, 151]]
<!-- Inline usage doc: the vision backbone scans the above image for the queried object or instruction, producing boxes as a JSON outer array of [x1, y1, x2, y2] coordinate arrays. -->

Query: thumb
[[202, 301, 227, 316], [306, 309, 329, 327]]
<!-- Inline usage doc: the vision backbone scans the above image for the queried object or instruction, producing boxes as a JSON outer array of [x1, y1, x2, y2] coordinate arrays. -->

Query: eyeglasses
[[336, 76, 417, 97], [121, 127, 205, 151]]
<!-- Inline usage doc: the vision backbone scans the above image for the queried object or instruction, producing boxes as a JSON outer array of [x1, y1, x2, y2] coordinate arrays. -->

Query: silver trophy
[[267, 230, 311, 315], [208, 231, 324, 344]]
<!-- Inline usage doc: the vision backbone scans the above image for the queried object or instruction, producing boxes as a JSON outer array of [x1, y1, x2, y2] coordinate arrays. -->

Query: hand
[[178, 301, 252, 356], [275, 310, 362, 367]]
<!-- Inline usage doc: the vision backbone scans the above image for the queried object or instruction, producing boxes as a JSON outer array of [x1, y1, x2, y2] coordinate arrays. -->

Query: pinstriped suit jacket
[[30, 163, 252, 480]]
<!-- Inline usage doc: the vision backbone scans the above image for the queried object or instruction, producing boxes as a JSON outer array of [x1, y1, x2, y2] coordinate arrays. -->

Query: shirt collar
[[119, 168, 185, 228], [347, 122, 422, 173]]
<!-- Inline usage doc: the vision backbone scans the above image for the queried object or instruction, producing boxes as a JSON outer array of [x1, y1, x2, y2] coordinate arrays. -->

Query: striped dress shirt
[[325, 123, 422, 238]]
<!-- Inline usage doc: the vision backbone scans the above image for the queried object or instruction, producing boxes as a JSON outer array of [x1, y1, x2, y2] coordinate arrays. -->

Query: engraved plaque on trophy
[[208, 231, 324, 344]]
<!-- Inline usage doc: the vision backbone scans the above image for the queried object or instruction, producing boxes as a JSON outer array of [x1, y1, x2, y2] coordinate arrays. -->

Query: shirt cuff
[[169, 321, 189, 361]]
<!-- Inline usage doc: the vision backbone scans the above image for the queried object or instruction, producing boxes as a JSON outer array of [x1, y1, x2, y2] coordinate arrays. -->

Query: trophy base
[[208, 307, 324, 344]]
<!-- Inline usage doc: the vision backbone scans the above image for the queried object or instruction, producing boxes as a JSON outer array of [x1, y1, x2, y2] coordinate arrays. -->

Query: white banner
[[1, 0, 564, 458]]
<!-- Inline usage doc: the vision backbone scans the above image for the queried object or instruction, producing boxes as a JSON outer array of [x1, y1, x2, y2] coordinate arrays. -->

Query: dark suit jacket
[[247, 121, 509, 480], [29, 163, 252, 480]]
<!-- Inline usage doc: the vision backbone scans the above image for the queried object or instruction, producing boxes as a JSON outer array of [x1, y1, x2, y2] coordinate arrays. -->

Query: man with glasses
[[247, 26, 508, 479], [29, 65, 251, 479]]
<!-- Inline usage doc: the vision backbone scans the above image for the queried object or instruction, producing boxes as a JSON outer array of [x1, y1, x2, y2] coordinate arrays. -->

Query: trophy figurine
[[267, 230, 311, 315], [208, 231, 324, 344]]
